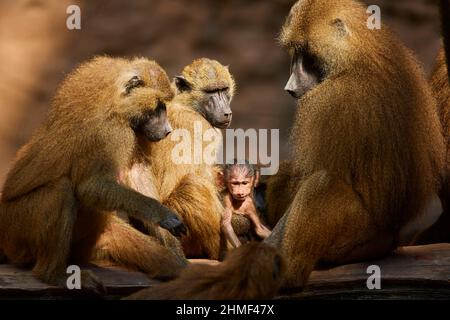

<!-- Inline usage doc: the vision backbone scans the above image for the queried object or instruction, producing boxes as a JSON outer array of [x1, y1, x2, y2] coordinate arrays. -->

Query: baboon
[[128, 58, 236, 259], [124, 242, 284, 300], [265, 160, 299, 228], [416, 1, 450, 244], [0, 56, 187, 291], [265, 0, 445, 289], [219, 160, 271, 248]]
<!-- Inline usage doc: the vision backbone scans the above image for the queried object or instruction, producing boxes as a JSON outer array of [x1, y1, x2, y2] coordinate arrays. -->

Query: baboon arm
[[77, 175, 173, 224], [222, 223, 242, 248], [265, 160, 297, 227], [266, 171, 377, 289], [241, 203, 271, 239], [222, 210, 242, 248], [221, 196, 241, 247]]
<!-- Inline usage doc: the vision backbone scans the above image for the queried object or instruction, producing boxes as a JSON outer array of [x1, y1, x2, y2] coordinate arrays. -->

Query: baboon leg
[[415, 182, 450, 244], [163, 174, 224, 259], [266, 171, 394, 290], [415, 208, 450, 244], [1, 178, 104, 292], [94, 215, 186, 280], [29, 178, 76, 285]]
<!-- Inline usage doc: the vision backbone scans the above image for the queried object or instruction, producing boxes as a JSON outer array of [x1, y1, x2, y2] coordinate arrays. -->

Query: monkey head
[[281, 0, 372, 99], [174, 58, 236, 129], [51, 56, 175, 142], [120, 85, 173, 142], [222, 161, 260, 201], [117, 58, 175, 142]]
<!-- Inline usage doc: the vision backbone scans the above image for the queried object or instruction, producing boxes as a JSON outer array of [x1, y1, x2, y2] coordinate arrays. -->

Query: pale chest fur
[[148, 104, 223, 200]]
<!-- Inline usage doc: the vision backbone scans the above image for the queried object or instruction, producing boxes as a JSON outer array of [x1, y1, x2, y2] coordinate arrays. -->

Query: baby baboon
[[124, 242, 284, 300], [0, 56, 187, 291], [219, 160, 271, 248], [265, 0, 445, 289], [129, 58, 236, 259]]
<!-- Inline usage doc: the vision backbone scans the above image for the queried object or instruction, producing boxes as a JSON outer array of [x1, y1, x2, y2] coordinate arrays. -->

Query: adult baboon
[[127, 58, 236, 259], [0, 56, 187, 291], [265, 0, 445, 289]]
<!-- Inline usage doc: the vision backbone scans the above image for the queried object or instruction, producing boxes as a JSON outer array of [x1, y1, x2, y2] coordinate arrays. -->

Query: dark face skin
[[136, 102, 172, 142], [175, 76, 232, 129], [200, 88, 232, 129], [285, 48, 324, 99], [124, 75, 173, 142]]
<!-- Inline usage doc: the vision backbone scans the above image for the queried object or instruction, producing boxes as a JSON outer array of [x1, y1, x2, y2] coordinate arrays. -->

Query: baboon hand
[[159, 213, 187, 237]]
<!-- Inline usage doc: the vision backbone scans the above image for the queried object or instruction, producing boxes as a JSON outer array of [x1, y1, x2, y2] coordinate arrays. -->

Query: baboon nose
[[165, 124, 173, 137], [285, 89, 297, 98]]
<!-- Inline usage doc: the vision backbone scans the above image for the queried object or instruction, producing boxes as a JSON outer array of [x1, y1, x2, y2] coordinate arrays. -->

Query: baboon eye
[[203, 87, 228, 94], [124, 76, 144, 94]]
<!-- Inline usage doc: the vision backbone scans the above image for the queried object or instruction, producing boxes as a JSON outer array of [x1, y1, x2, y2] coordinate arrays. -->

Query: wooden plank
[[280, 243, 450, 300], [0, 244, 449, 299], [0, 265, 155, 299]]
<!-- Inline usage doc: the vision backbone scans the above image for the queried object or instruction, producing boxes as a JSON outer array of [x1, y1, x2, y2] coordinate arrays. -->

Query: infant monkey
[[220, 160, 271, 248]]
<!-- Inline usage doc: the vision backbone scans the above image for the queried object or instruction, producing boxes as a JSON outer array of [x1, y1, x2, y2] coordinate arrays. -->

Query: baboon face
[[130, 99, 172, 142], [175, 76, 232, 129], [199, 86, 233, 129], [175, 58, 235, 129], [119, 74, 173, 142], [223, 164, 259, 201], [280, 0, 359, 99], [285, 48, 324, 99]]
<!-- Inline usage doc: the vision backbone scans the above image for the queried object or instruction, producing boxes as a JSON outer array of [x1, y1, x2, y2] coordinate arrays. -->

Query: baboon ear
[[123, 75, 144, 95], [216, 169, 226, 190], [174, 76, 192, 93], [332, 18, 349, 37], [254, 170, 261, 187]]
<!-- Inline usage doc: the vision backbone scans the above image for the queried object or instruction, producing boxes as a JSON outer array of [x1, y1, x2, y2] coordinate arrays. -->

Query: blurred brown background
[[0, 0, 444, 185]]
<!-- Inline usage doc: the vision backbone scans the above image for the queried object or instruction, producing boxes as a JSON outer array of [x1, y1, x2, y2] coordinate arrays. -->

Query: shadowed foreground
[[0, 244, 449, 300]]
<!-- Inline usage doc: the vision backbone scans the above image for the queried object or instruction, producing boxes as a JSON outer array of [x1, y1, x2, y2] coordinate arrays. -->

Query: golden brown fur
[[265, 0, 445, 289], [94, 215, 184, 279], [265, 160, 298, 228], [0, 56, 186, 289], [433, 50, 450, 141], [129, 59, 236, 259], [416, 49, 450, 244], [124, 242, 284, 300]]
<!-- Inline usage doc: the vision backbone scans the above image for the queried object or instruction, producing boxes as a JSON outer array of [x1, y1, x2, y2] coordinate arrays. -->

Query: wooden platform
[[284, 244, 450, 300], [0, 244, 449, 299]]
